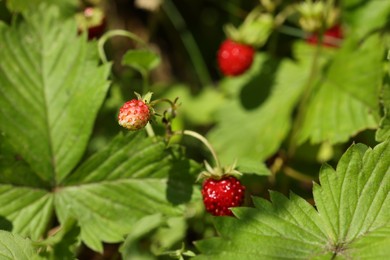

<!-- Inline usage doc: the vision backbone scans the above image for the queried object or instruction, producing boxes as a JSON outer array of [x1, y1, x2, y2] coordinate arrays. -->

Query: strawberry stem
[[145, 123, 156, 138], [97, 29, 147, 63], [175, 130, 221, 169], [150, 98, 176, 108]]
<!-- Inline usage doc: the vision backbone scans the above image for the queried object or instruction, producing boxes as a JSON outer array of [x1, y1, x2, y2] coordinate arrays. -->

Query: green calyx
[[197, 160, 242, 181], [134, 91, 156, 120], [224, 8, 274, 48], [135, 91, 153, 103], [173, 130, 243, 182]]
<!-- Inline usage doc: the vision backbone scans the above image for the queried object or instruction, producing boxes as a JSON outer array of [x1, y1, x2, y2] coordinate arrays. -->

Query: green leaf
[[376, 69, 390, 142], [120, 214, 165, 259], [236, 159, 270, 176], [0, 136, 48, 188], [120, 215, 188, 259], [55, 132, 200, 252], [195, 193, 329, 259], [297, 35, 382, 144], [152, 216, 188, 254], [0, 231, 38, 259], [0, 5, 111, 184], [0, 186, 53, 240], [6, 0, 77, 14], [348, 225, 390, 259], [313, 142, 389, 243], [38, 219, 80, 260], [208, 54, 307, 169], [342, 0, 390, 40], [194, 140, 390, 259], [122, 49, 161, 75], [163, 85, 225, 125]]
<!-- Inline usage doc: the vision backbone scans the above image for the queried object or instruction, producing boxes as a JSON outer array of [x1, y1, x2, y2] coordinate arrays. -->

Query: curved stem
[[97, 29, 147, 63], [174, 130, 221, 169], [150, 98, 176, 108]]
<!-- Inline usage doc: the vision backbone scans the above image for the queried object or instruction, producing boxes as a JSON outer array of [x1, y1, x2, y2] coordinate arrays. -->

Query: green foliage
[[0, 4, 200, 255], [55, 132, 200, 252], [297, 35, 383, 144], [37, 219, 80, 259], [376, 64, 390, 142], [122, 49, 161, 76], [0, 0, 389, 258], [207, 53, 308, 168], [6, 0, 77, 16], [0, 4, 111, 184], [195, 140, 390, 259], [0, 231, 38, 259], [341, 0, 390, 40]]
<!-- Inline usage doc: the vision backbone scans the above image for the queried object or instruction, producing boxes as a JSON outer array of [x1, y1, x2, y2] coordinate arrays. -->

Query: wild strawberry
[[306, 25, 343, 48], [118, 99, 152, 131], [217, 39, 255, 76], [201, 176, 245, 216]]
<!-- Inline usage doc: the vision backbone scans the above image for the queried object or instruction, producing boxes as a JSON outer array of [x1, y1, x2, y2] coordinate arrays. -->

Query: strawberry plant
[[0, 0, 389, 259]]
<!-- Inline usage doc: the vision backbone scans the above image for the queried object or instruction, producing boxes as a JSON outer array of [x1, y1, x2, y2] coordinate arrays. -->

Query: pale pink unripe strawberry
[[118, 99, 152, 131]]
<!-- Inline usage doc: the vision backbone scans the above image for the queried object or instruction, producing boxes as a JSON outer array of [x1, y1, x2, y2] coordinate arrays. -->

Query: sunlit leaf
[[195, 140, 390, 259], [376, 69, 390, 142], [208, 54, 308, 169], [6, 0, 77, 14], [342, 0, 390, 39], [0, 4, 111, 184], [122, 49, 161, 75], [55, 132, 200, 252], [297, 35, 382, 144], [0, 186, 53, 240], [0, 231, 38, 259]]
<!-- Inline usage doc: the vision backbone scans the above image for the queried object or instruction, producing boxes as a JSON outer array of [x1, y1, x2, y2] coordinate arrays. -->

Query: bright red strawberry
[[118, 99, 152, 130], [217, 39, 255, 76], [201, 176, 245, 216]]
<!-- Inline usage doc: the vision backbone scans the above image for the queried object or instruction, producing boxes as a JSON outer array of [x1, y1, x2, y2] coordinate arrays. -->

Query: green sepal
[[225, 10, 274, 48]]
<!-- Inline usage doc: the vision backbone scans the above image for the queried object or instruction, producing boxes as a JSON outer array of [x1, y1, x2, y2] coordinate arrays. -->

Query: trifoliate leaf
[[0, 4, 111, 184], [195, 140, 390, 259], [55, 132, 200, 252], [0, 231, 38, 259]]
